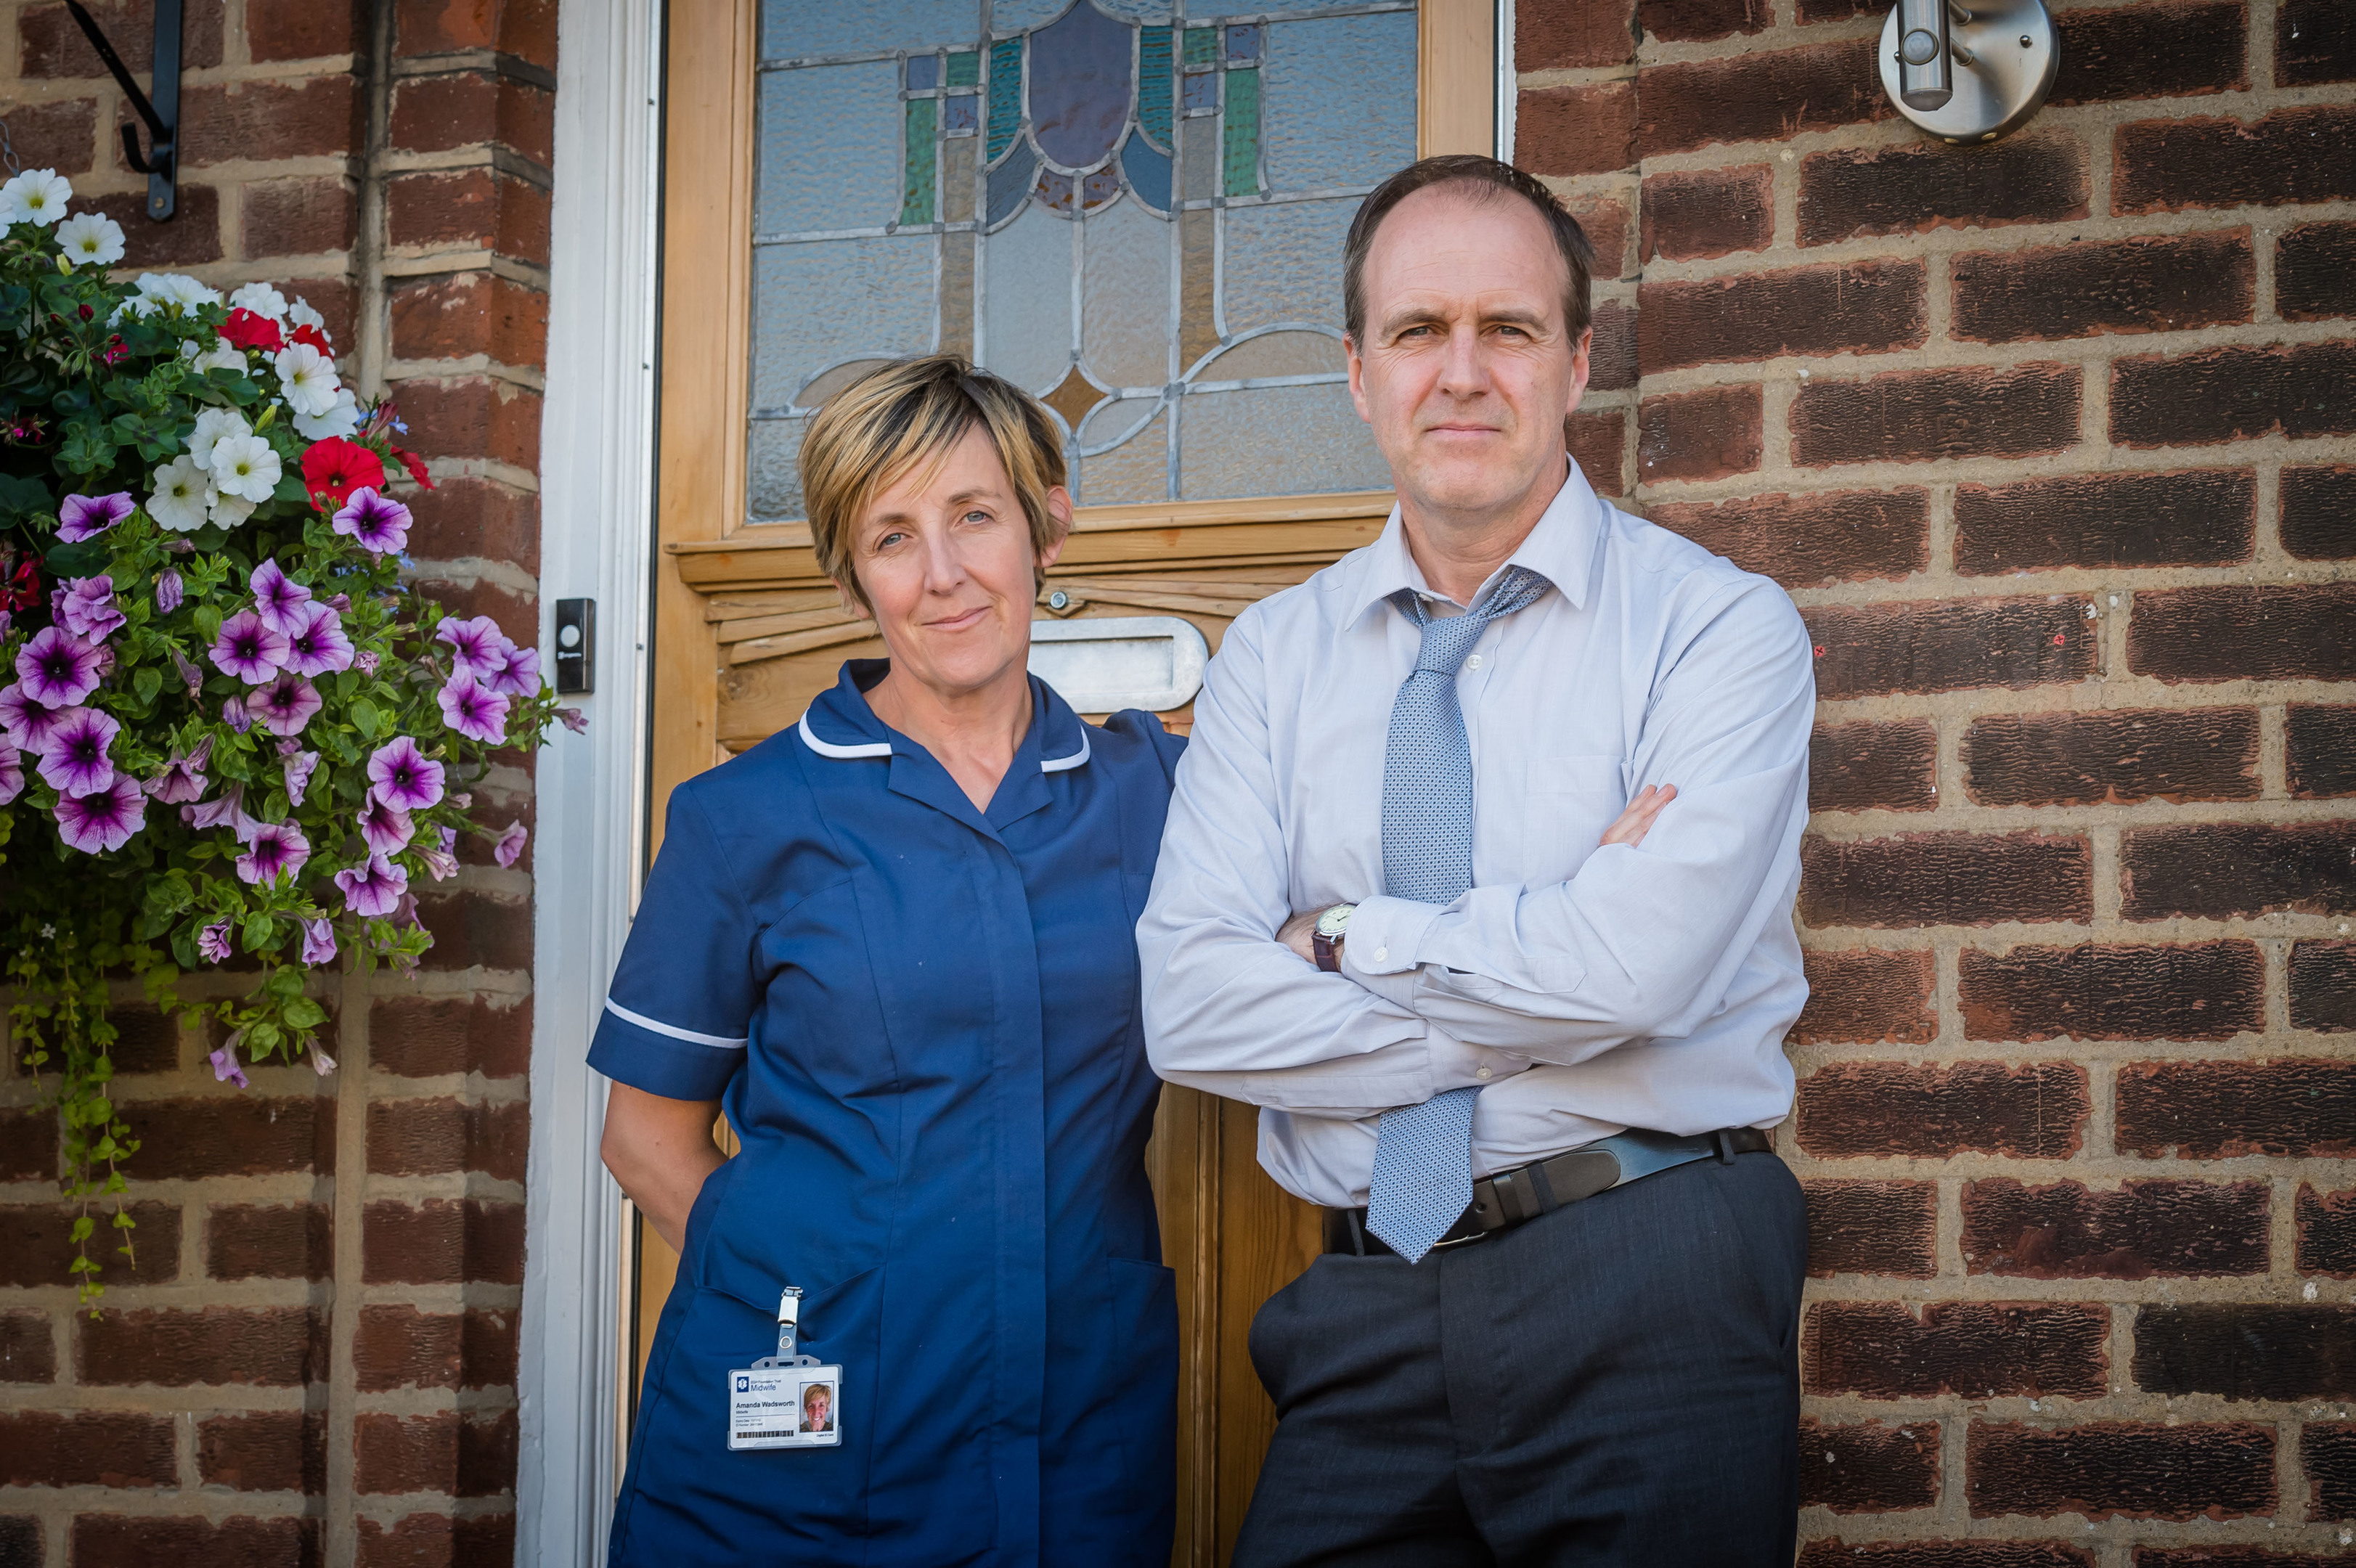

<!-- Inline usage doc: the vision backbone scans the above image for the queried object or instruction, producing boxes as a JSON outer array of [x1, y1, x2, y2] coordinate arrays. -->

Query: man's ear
[[1562, 326, 1594, 417], [1344, 332, 1371, 422]]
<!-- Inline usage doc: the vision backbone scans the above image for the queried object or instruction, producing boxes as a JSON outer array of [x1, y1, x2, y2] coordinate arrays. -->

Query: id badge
[[727, 1363, 842, 1450], [726, 1284, 841, 1451]]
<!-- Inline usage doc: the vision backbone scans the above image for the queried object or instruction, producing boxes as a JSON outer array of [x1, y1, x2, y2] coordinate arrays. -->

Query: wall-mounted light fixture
[[1879, 0, 2057, 144]]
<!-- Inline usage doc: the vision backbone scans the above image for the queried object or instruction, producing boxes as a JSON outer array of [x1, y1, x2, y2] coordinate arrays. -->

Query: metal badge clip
[[754, 1284, 819, 1369]]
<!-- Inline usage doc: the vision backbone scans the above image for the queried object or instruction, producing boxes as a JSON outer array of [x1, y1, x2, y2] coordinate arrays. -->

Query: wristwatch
[[1312, 903, 1356, 973]]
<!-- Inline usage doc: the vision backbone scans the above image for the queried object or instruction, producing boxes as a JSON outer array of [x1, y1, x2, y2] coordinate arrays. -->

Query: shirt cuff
[[1422, 1023, 1524, 1096], [1342, 894, 1446, 977]]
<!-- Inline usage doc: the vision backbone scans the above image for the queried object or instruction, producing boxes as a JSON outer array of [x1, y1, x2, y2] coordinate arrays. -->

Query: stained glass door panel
[[750, 0, 1417, 518]]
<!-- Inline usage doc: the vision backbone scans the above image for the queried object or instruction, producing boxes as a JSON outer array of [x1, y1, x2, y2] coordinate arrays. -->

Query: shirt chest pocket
[[1520, 754, 1629, 886]]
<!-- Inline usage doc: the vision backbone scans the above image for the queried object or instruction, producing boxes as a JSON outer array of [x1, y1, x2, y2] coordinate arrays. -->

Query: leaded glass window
[[749, 0, 1417, 520]]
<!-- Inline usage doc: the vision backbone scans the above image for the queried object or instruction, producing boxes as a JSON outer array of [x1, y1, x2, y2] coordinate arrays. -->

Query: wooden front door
[[634, 6, 1497, 1560]]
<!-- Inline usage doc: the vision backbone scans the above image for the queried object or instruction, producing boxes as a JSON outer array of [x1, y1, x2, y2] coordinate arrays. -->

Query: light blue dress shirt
[[1138, 461, 1815, 1209]]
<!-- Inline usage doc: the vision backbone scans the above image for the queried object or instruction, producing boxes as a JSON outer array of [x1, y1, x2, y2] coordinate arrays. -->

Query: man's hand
[[1277, 784, 1680, 963]]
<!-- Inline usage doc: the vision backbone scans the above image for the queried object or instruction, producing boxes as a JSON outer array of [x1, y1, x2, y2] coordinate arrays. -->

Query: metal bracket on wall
[[1879, 0, 2057, 144], [64, 0, 181, 220]]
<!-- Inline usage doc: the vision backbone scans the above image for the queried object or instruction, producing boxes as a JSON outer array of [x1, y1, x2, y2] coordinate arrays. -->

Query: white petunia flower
[[272, 341, 340, 417], [208, 434, 282, 503], [187, 407, 253, 471], [149, 455, 211, 532], [190, 339, 248, 376], [288, 296, 327, 335], [205, 483, 258, 529], [293, 384, 362, 441], [0, 168, 73, 227], [137, 271, 222, 309], [227, 281, 289, 321], [54, 211, 126, 267]]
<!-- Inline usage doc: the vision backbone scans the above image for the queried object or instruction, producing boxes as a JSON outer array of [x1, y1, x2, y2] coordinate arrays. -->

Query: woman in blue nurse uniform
[[591, 357, 1183, 1566]]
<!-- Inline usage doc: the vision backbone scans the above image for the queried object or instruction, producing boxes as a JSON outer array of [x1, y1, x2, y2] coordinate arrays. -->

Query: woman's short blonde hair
[[799, 355, 1068, 610]]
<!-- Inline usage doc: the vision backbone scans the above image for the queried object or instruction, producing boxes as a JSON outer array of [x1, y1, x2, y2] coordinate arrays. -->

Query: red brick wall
[[0, 1, 550, 1563], [1520, 0, 2355, 1555]]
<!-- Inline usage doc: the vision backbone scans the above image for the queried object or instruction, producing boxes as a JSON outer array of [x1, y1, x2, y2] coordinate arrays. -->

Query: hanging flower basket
[[0, 169, 579, 1303]]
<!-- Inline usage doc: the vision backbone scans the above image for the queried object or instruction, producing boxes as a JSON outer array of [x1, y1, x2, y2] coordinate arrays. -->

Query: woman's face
[[844, 423, 1068, 702]]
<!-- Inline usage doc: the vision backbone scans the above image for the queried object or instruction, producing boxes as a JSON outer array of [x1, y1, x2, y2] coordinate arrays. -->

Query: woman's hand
[[1599, 783, 1676, 849], [600, 1083, 727, 1252]]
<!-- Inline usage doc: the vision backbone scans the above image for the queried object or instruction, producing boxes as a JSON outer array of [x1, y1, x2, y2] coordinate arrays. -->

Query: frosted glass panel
[[749, 1, 1416, 520], [749, 416, 809, 520], [1178, 383, 1384, 501], [757, 62, 901, 234], [751, 236, 937, 412], [760, 0, 983, 60], [1082, 195, 1173, 391], [1263, 14, 1417, 193], [1221, 198, 1354, 335], [982, 203, 1076, 396]]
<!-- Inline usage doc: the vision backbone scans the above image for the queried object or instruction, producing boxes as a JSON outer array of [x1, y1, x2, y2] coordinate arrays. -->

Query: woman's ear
[[833, 577, 873, 620], [1038, 486, 1073, 573]]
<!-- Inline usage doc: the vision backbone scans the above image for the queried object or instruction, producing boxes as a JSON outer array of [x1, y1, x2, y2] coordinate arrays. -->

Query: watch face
[[1316, 903, 1354, 939]]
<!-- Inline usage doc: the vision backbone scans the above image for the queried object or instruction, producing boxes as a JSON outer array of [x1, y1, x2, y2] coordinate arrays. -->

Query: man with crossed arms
[[1140, 155, 1815, 1564]]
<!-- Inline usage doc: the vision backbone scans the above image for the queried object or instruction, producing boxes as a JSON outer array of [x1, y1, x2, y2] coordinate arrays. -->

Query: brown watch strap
[[1313, 929, 1343, 973]]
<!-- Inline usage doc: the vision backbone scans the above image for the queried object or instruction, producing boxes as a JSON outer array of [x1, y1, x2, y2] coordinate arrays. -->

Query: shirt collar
[[796, 659, 1091, 774], [1343, 457, 1605, 627]]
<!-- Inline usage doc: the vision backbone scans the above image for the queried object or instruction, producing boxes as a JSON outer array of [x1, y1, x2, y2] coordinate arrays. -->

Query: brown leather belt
[[1324, 1126, 1774, 1257]]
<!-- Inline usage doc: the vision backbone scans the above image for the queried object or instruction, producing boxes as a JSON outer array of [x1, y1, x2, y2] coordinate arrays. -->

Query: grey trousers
[[1232, 1149, 1808, 1568]]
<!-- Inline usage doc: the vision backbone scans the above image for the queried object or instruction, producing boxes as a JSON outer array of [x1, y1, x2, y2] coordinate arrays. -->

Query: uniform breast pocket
[[1522, 754, 1629, 886]]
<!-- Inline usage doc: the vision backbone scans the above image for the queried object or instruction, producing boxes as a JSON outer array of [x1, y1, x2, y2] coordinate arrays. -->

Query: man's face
[[1347, 185, 1591, 523]]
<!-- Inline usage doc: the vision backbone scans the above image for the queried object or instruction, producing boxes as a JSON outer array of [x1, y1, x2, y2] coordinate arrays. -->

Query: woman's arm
[[600, 1083, 727, 1252]]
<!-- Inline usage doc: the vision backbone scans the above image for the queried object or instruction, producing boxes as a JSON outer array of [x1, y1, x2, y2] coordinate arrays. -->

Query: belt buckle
[[1427, 1208, 1492, 1250]]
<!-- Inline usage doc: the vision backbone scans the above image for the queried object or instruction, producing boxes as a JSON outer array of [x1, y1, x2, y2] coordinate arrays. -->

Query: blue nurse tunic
[[591, 661, 1184, 1567]]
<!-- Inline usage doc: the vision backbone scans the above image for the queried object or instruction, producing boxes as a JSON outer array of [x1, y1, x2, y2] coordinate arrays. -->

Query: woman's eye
[[874, 530, 908, 550]]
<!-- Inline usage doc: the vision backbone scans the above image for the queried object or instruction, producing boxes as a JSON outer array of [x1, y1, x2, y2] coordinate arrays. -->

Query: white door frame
[[517, 0, 664, 1559]]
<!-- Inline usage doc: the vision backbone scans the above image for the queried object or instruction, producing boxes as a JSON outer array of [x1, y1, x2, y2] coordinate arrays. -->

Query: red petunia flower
[[220, 309, 285, 354], [301, 437, 388, 509], [290, 322, 333, 354], [1, 559, 38, 612], [389, 444, 435, 491]]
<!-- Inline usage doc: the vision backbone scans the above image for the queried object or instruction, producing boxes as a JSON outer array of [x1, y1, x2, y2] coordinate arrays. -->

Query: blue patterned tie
[[1364, 565, 1552, 1262]]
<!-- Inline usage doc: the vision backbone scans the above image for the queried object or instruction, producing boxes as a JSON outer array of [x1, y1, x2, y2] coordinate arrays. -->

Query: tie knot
[[1391, 566, 1551, 676]]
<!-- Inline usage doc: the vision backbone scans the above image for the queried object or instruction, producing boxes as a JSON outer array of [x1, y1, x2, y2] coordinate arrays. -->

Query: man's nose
[[1435, 322, 1489, 398]]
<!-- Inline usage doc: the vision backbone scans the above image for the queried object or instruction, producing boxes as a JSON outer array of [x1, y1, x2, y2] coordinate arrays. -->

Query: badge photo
[[727, 1364, 844, 1451]]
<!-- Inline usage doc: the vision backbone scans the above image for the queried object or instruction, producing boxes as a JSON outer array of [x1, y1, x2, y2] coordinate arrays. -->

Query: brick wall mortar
[[1525, 0, 2356, 1549]]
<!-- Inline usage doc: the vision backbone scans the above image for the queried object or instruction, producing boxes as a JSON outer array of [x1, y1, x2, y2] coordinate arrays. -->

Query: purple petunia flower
[[279, 600, 354, 677], [208, 1044, 249, 1087], [35, 706, 120, 796], [330, 486, 412, 555], [0, 741, 22, 805], [248, 559, 313, 636], [56, 576, 124, 641], [248, 672, 323, 738], [155, 568, 184, 613], [1, 682, 69, 753], [197, 920, 233, 965], [235, 820, 311, 886], [334, 852, 408, 918], [416, 824, 460, 881], [209, 609, 290, 684], [492, 819, 529, 869], [325, 593, 351, 613], [436, 674, 510, 745], [56, 491, 134, 543], [146, 735, 213, 804], [436, 616, 509, 682], [367, 735, 444, 812], [354, 648, 381, 677], [54, 776, 145, 852], [16, 627, 105, 709], [300, 918, 337, 965], [222, 693, 253, 733], [280, 744, 319, 807], [558, 706, 590, 735], [356, 791, 415, 854], [184, 780, 265, 843], [170, 647, 204, 700], [488, 641, 541, 698]]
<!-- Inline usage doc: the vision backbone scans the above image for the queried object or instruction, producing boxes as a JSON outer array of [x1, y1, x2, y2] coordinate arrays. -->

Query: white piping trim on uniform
[[604, 998, 749, 1050], [796, 712, 893, 759], [798, 710, 1091, 772]]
